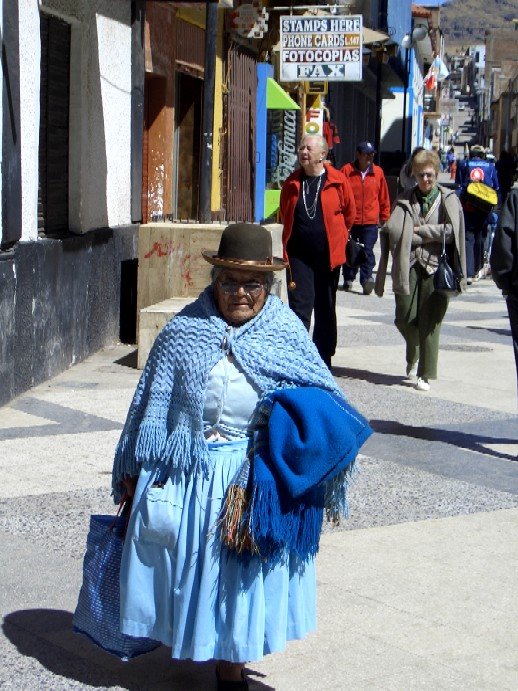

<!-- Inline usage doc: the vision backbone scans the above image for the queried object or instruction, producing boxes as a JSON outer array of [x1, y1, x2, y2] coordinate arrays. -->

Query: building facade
[[1, 0, 423, 405], [1, 0, 140, 406]]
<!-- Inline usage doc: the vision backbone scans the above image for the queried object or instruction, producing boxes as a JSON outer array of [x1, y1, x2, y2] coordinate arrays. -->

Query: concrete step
[[138, 297, 195, 368]]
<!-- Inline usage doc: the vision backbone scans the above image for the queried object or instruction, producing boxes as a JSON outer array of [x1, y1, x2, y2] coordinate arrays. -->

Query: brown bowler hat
[[202, 223, 287, 272]]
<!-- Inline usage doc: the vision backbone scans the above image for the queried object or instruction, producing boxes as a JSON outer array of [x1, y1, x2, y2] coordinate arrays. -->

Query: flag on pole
[[422, 56, 449, 91], [423, 64, 435, 91], [433, 56, 449, 81]]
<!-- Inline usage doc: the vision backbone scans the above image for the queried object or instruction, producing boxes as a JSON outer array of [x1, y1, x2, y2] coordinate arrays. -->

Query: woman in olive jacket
[[375, 150, 466, 391]]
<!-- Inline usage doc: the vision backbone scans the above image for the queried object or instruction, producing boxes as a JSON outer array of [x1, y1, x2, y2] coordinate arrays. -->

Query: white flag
[[433, 56, 449, 82]]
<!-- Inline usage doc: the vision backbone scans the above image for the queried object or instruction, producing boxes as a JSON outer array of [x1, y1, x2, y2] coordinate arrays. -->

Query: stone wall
[[0, 225, 138, 406]]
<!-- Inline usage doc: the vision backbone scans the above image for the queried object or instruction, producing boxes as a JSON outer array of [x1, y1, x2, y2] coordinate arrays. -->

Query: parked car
[[458, 103, 465, 111]]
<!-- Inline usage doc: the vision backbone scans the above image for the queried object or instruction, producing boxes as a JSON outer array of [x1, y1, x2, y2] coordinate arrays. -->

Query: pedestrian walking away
[[490, 186, 518, 403], [450, 158, 457, 181], [106, 223, 369, 690], [280, 134, 356, 368], [446, 147, 455, 174], [341, 141, 391, 295], [455, 144, 499, 283], [375, 149, 466, 391], [483, 209, 499, 276]]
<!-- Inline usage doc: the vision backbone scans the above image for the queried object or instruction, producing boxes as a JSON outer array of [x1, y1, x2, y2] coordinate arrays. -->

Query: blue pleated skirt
[[119, 439, 316, 662]]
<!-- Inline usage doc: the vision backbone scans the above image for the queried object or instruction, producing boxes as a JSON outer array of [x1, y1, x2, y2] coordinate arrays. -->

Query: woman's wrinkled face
[[214, 268, 268, 326], [297, 137, 325, 169], [414, 166, 437, 194]]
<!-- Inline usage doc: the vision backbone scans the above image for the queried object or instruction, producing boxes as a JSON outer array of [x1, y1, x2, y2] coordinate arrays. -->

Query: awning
[[363, 27, 390, 46], [266, 78, 300, 110]]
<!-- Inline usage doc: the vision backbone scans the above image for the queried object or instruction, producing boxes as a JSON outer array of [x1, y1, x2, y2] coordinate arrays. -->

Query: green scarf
[[416, 185, 440, 217]]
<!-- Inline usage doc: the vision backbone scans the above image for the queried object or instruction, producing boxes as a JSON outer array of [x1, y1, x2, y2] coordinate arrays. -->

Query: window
[[38, 13, 71, 235]]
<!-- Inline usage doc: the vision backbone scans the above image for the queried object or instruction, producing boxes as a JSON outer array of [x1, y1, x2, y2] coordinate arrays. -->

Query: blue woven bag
[[73, 514, 160, 660]]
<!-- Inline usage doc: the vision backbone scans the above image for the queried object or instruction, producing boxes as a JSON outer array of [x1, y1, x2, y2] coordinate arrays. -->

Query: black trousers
[[342, 224, 379, 286], [464, 210, 488, 277], [287, 255, 340, 366], [507, 293, 518, 406]]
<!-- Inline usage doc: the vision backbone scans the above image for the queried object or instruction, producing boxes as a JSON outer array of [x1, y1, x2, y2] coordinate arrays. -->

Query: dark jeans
[[507, 293, 518, 404], [287, 255, 340, 366], [342, 224, 378, 286], [464, 210, 488, 277]]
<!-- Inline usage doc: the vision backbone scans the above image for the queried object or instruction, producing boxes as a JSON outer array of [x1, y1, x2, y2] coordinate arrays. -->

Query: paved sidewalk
[[0, 273, 517, 689]]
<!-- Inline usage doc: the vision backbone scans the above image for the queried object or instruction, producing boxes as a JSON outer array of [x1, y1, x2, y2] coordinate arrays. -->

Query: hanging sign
[[304, 81, 328, 95], [279, 14, 362, 82], [305, 108, 324, 137], [228, 2, 269, 39]]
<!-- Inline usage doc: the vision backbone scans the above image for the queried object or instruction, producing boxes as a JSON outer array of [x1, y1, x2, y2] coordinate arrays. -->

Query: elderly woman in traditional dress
[[375, 150, 466, 391], [112, 223, 370, 690]]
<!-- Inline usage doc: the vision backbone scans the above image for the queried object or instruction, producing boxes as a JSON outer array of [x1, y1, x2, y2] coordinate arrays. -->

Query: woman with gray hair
[[398, 146, 425, 192], [280, 134, 356, 368], [376, 150, 466, 391]]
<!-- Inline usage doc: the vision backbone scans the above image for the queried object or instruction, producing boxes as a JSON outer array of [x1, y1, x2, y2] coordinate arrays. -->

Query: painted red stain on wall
[[143, 241, 177, 258], [180, 254, 193, 286]]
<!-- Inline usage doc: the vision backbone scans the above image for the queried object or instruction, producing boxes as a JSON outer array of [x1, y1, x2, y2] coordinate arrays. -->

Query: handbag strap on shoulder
[[440, 227, 447, 256]]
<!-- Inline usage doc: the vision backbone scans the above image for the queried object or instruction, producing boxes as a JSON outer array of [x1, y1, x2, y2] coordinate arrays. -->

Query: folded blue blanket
[[221, 387, 372, 564]]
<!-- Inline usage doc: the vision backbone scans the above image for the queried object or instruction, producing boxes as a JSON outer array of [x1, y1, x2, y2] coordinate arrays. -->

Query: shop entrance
[[173, 72, 203, 220], [142, 73, 167, 223]]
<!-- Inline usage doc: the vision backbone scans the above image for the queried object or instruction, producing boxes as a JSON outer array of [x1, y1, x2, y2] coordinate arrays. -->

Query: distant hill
[[440, 0, 517, 47]]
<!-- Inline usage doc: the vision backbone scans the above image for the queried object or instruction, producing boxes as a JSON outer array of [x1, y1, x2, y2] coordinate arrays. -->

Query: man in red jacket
[[341, 141, 391, 294]]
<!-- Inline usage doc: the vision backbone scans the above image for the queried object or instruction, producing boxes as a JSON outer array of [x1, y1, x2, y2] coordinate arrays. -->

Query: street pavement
[[0, 261, 517, 689]]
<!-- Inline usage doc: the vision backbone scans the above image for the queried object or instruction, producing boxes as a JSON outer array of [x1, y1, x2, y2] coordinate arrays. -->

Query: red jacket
[[341, 162, 391, 226], [280, 164, 356, 270]]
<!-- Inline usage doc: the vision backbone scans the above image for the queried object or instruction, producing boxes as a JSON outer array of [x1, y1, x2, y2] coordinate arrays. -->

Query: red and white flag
[[424, 68, 436, 91]]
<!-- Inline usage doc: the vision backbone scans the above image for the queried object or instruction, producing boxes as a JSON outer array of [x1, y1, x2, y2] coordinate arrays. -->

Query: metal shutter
[[38, 14, 70, 235], [224, 43, 256, 222]]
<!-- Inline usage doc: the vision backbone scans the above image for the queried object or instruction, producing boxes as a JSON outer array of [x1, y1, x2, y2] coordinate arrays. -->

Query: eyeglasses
[[417, 172, 436, 179], [217, 281, 266, 297]]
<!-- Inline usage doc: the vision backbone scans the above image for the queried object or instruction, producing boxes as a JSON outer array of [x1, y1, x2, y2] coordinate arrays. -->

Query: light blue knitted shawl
[[112, 287, 341, 502]]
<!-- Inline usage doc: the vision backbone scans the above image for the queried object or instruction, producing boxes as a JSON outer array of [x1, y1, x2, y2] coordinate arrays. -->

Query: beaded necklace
[[302, 174, 323, 219]]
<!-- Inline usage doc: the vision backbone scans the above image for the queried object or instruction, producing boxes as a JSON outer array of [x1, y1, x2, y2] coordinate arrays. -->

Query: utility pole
[[374, 0, 388, 165], [401, 47, 410, 160], [199, 1, 218, 224]]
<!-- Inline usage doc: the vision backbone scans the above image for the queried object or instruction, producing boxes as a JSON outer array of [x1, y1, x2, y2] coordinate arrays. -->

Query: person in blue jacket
[[455, 144, 499, 283]]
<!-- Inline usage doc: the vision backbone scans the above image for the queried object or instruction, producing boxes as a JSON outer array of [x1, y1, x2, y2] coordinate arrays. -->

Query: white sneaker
[[406, 363, 417, 378], [415, 377, 430, 391]]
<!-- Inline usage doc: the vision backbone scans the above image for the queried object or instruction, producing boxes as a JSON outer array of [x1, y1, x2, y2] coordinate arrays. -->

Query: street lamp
[[400, 25, 428, 160]]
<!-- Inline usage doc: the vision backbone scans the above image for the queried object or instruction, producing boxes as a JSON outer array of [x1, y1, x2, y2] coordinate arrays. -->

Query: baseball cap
[[357, 141, 376, 154]]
